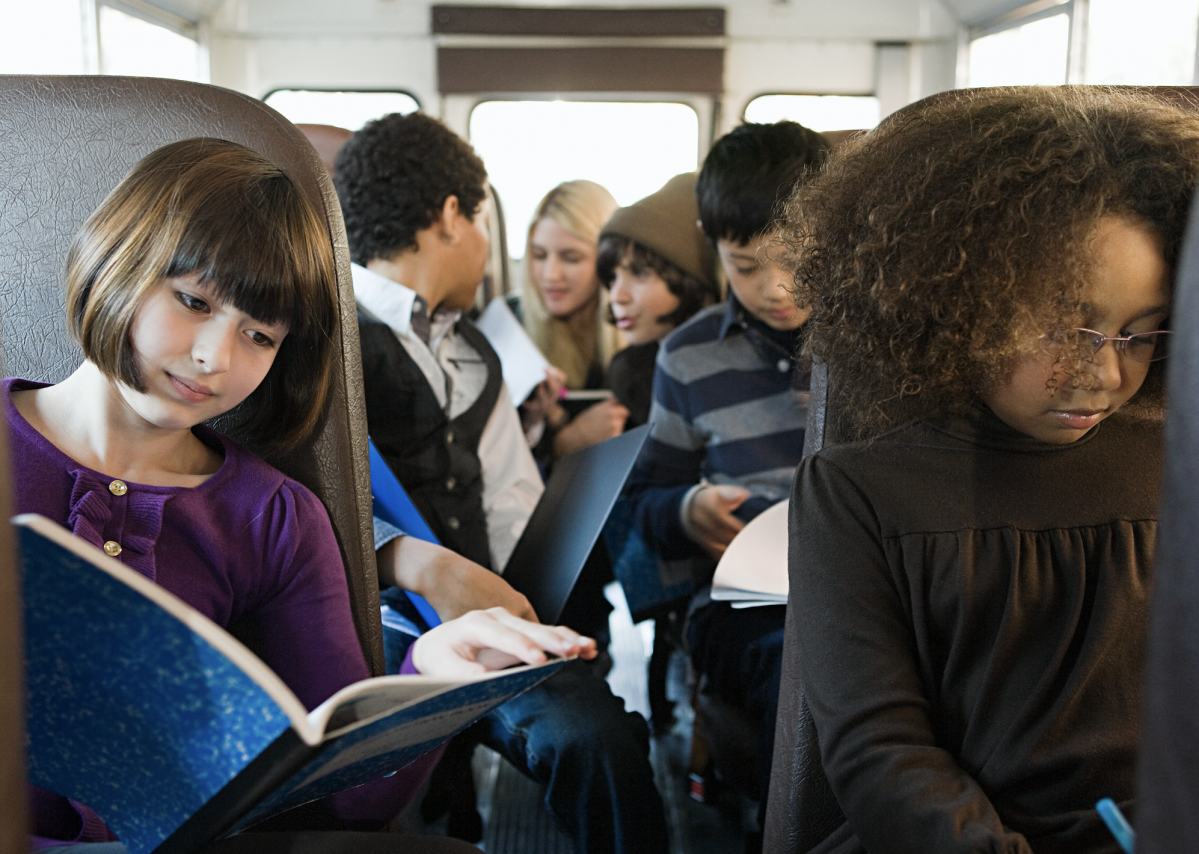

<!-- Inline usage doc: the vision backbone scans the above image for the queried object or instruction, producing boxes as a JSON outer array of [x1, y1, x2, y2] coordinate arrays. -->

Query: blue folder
[[368, 439, 442, 629]]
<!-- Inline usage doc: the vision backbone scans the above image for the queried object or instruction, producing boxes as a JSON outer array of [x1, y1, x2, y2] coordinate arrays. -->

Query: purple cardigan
[[6, 378, 436, 843]]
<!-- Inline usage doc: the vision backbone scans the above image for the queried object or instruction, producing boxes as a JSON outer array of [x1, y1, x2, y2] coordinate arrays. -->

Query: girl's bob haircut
[[783, 86, 1199, 442], [65, 137, 339, 450]]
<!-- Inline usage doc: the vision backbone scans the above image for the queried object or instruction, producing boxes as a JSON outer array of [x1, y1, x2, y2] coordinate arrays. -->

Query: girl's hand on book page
[[412, 607, 598, 677]]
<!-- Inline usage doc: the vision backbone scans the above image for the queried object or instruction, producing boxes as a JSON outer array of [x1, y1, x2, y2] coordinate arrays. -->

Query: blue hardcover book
[[369, 438, 442, 629], [18, 514, 565, 854]]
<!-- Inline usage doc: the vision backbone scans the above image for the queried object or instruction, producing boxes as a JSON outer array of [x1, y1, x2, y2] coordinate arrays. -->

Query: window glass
[[0, 0, 85, 74], [99, 5, 201, 81], [1086, 0, 1199, 84], [969, 13, 1070, 87], [470, 101, 700, 259], [743, 95, 881, 131], [263, 90, 420, 131]]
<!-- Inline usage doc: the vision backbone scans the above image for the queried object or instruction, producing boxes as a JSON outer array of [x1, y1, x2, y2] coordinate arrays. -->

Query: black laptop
[[501, 425, 650, 624]]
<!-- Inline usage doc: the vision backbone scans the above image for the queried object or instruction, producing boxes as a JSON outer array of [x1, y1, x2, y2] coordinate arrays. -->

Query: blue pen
[[1096, 798, 1135, 854]]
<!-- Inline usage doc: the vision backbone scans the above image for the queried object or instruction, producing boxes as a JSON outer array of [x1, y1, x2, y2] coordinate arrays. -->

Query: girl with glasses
[[778, 87, 1199, 853]]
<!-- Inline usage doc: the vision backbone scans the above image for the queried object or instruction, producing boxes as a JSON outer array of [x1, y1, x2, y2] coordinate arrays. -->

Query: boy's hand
[[412, 607, 597, 678], [689, 485, 750, 560], [377, 535, 537, 622], [553, 398, 629, 457]]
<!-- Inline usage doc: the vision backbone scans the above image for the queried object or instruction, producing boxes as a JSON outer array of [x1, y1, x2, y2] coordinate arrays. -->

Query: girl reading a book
[[778, 87, 1199, 853], [11, 138, 594, 852]]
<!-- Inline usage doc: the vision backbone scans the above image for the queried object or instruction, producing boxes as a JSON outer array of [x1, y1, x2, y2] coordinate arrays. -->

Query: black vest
[[358, 311, 503, 570]]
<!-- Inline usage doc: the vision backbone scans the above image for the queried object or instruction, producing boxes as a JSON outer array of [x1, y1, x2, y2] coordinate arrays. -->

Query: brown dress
[[791, 405, 1160, 854]]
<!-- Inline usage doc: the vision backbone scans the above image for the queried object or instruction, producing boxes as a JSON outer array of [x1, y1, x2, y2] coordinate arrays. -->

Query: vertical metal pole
[[1067, 0, 1089, 84], [80, 0, 100, 74], [955, 24, 971, 89]]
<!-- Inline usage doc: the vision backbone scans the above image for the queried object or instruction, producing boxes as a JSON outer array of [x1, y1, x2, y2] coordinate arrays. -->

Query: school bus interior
[[6, 0, 1199, 852]]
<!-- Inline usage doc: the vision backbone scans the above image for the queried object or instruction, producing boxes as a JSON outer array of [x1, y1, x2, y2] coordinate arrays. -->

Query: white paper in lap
[[711, 499, 789, 605], [476, 297, 550, 405]]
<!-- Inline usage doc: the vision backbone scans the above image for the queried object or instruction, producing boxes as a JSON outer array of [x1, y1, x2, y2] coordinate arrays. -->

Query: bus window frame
[[459, 92, 709, 274], [95, 0, 205, 81], [261, 87, 424, 127], [98, 0, 198, 40], [739, 92, 882, 132], [456, 91, 712, 161], [958, 0, 1085, 86]]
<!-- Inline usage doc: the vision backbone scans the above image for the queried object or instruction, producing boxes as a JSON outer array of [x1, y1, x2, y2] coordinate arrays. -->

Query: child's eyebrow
[[1131, 305, 1172, 322], [1081, 302, 1171, 324]]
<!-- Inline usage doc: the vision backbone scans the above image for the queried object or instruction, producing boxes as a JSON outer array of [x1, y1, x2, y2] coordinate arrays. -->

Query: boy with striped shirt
[[625, 121, 828, 821]]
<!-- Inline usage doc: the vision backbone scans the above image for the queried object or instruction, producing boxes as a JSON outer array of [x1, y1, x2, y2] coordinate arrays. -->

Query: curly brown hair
[[782, 86, 1199, 442]]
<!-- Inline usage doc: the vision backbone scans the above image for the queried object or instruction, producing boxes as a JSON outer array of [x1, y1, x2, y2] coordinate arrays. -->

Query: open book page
[[17, 515, 308, 854], [233, 659, 565, 829], [710, 499, 789, 606], [475, 296, 550, 405]]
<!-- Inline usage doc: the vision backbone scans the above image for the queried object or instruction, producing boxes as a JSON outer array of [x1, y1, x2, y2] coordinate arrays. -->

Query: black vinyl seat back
[[0, 75, 384, 675], [1137, 177, 1199, 852], [763, 358, 844, 853]]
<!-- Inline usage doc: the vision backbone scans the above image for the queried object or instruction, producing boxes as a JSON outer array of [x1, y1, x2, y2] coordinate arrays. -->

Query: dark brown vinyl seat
[[0, 75, 384, 676], [763, 85, 1199, 853], [1136, 140, 1199, 854]]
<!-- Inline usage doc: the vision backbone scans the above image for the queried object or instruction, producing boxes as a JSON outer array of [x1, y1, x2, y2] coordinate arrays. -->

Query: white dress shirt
[[352, 263, 543, 571]]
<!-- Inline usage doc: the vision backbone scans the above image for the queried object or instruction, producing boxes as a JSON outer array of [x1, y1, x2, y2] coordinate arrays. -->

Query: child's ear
[[437, 195, 462, 242]]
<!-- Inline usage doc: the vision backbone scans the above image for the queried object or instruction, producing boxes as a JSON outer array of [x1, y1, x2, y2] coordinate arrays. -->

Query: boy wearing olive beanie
[[595, 172, 720, 427]]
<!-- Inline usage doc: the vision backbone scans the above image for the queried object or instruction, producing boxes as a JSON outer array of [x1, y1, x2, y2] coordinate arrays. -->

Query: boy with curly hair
[[624, 121, 829, 816], [334, 112, 667, 854]]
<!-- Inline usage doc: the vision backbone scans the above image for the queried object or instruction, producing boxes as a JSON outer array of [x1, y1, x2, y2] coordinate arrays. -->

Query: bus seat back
[[0, 74, 384, 676]]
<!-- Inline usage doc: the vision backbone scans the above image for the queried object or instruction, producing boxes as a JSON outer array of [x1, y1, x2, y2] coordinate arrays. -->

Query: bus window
[[0, 0, 86, 74], [468, 100, 699, 259], [263, 90, 420, 131], [743, 95, 881, 131], [968, 12, 1070, 87], [1086, 0, 1199, 84], [98, 4, 202, 82]]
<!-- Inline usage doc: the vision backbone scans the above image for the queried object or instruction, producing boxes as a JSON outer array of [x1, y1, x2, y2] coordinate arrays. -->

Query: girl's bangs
[[164, 191, 322, 335]]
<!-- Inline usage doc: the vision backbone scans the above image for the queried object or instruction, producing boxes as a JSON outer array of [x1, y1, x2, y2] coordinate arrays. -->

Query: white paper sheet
[[475, 297, 551, 405], [710, 499, 788, 605]]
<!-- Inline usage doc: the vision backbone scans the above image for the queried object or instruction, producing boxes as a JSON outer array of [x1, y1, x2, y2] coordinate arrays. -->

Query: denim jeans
[[384, 623, 668, 854], [687, 596, 787, 805]]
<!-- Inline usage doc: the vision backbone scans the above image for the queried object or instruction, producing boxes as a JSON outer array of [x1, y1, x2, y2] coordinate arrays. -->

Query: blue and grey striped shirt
[[625, 296, 810, 560]]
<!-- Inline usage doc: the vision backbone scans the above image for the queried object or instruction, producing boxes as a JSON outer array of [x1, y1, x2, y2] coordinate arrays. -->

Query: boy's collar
[[351, 262, 462, 343], [352, 262, 419, 336], [718, 294, 804, 341], [717, 294, 745, 341]]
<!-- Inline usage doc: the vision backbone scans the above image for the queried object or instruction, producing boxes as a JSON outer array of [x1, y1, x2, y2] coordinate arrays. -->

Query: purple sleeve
[[253, 484, 439, 825]]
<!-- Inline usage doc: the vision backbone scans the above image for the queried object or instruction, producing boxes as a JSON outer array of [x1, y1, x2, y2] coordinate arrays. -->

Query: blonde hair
[[66, 138, 339, 450], [522, 180, 623, 388]]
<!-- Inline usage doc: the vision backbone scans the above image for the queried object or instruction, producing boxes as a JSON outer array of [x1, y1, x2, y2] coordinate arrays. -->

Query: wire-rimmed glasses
[[1041, 327, 1171, 363]]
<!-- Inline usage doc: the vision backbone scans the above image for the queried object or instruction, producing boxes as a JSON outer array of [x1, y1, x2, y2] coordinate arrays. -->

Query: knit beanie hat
[[600, 173, 718, 293]]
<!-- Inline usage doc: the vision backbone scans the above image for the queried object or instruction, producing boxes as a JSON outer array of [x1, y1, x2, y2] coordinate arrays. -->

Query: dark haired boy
[[625, 121, 829, 816], [334, 112, 666, 854]]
